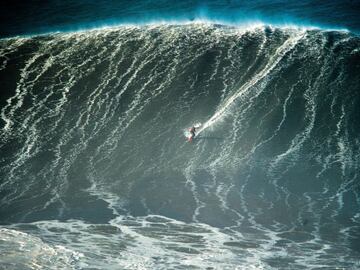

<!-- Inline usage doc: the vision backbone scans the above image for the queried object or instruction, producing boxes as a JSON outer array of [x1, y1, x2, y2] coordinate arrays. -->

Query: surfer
[[188, 126, 196, 142]]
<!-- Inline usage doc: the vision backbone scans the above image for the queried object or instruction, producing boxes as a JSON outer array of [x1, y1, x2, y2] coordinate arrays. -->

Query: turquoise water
[[2, 0, 360, 37], [1, 1, 360, 269]]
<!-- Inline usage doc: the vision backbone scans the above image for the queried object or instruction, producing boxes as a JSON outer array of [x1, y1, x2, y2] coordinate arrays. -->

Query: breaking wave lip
[[1, 17, 351, 40]]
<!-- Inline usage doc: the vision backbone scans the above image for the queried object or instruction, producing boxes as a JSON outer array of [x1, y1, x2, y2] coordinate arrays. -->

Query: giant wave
[[0, 23, 360, 269]]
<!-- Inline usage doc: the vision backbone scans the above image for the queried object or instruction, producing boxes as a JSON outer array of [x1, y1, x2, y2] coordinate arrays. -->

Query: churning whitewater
[[0, 24, 360, 269]]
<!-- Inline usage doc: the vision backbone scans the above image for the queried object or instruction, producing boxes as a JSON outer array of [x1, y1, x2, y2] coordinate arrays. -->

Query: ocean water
[[1, 1, 360, 270], [2, 0, 360, 37]]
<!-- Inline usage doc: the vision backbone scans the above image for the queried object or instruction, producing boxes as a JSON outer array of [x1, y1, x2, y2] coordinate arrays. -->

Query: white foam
[[197, 29, 305, 136], [0, 227, 82, 269]]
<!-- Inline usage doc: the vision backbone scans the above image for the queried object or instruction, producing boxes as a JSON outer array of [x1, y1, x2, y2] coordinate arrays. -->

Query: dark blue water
[[1, 1, 360, 270], [2, 0, 360, 38]]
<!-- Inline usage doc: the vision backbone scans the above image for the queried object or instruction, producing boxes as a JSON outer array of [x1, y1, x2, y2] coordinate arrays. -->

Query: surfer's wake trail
[[1, 24, 360, 269]]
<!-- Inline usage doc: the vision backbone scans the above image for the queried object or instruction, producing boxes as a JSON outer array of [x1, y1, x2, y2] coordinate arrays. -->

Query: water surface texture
[[1, 1, 360, 269]]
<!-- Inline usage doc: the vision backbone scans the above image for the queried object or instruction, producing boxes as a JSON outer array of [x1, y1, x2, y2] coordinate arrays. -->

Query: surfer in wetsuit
[[188, 126, 196, 141]]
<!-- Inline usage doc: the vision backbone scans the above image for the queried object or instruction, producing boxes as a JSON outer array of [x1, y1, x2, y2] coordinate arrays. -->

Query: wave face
[[1, 24, 360, 269]]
